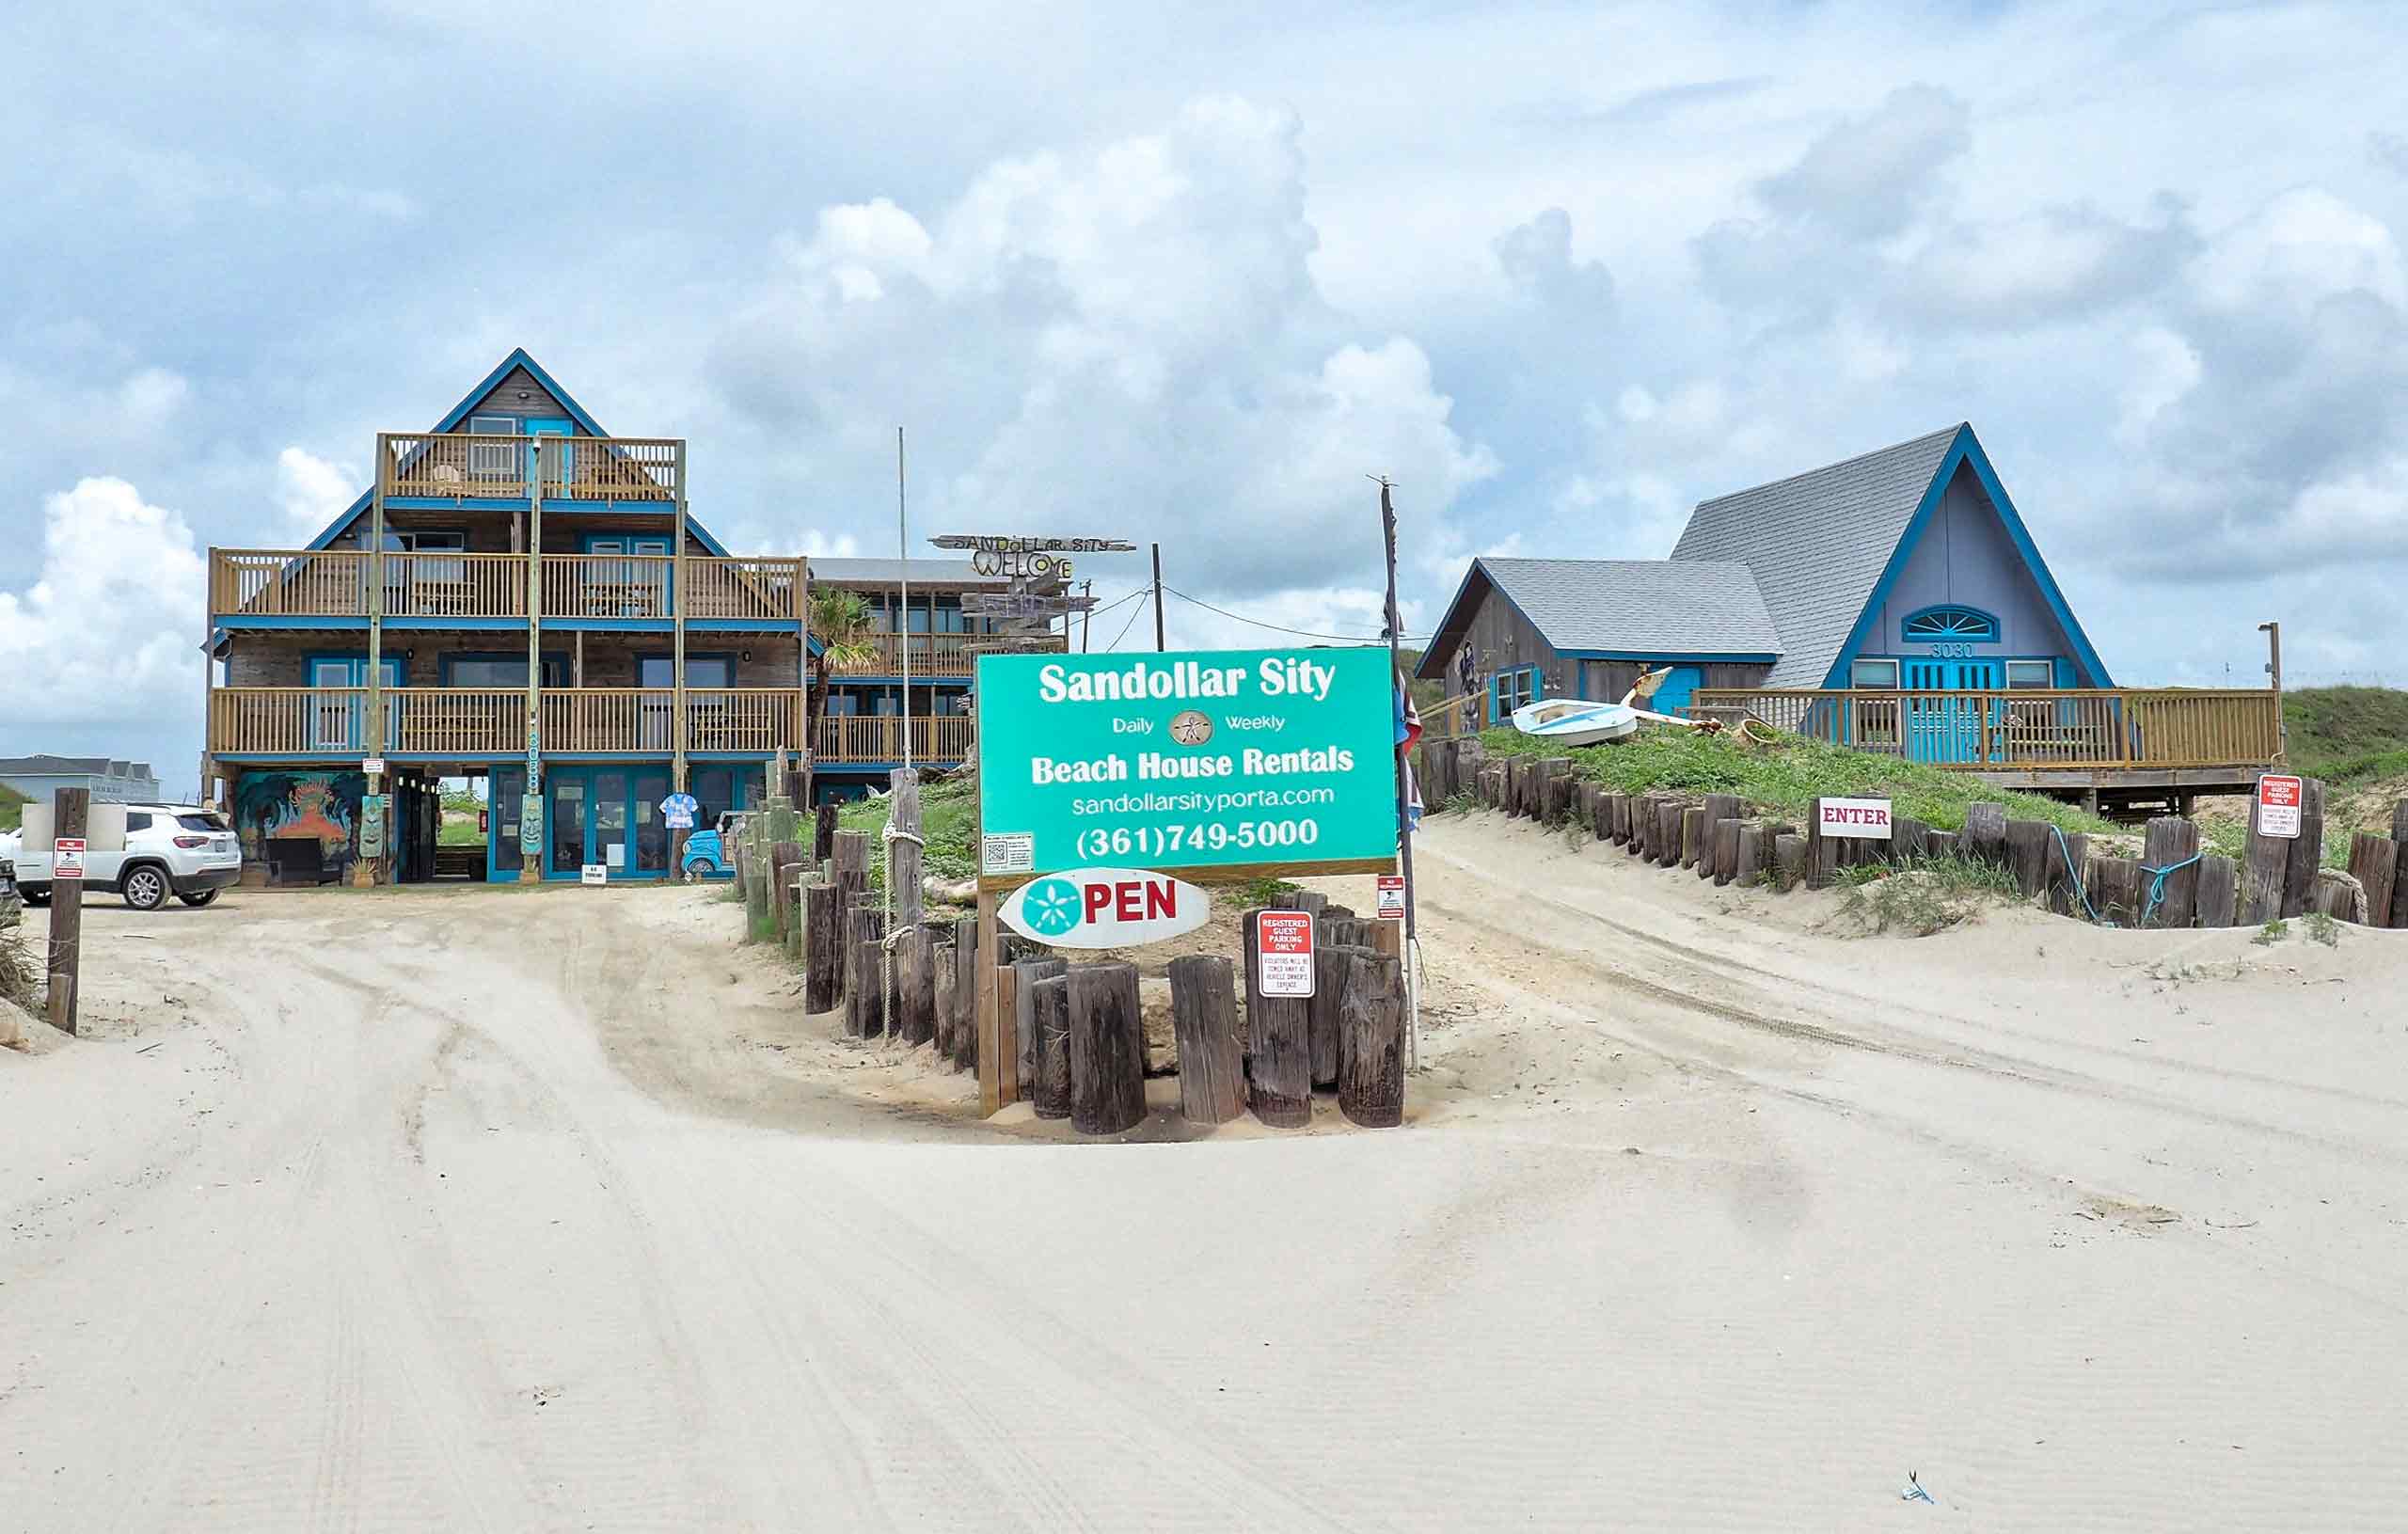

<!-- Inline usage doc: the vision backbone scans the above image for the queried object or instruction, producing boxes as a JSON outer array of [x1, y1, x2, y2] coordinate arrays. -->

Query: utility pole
[[2259, 620, 2286, 763], [1151, 543, 1165, 651], [1080, 578, 1093, 652], [45, 787, 87, 1036], [1377, 478, 1418, 1070]]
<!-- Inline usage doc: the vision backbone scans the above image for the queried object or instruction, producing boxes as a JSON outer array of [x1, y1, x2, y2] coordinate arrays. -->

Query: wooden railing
[[542, 556, 673, 620], [211, 688, 808, 756], [210, 549, 527, 619], [379, 433, 680, 501], [812, 714, 976, 763], [687, 557, 804, 620], [827, 632, 1066, 676], [1689, 688, 2281, 770]]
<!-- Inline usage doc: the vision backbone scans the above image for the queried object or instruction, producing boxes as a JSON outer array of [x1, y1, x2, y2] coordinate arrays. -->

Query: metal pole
[[1080, 578, 1093, 652], [521, 430, 546, 881], [364, 438, 388, 888], [1378, 479, 1420, 1070], [673, 437, 689, 794], [1151, 542, 1165, 651], [2260, 620, 2286, 763], [899, 427, 912, 771]]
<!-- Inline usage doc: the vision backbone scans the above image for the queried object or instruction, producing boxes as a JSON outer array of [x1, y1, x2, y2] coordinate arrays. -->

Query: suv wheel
[[121, 864, 169, 911], [178, 889, 220, 909]]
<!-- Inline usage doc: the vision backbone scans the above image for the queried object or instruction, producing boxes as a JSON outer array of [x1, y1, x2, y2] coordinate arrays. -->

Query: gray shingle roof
[[1671, 424, 1963, 687], [1479, 558, 1782, 656], [810, 557, 1008, 587]]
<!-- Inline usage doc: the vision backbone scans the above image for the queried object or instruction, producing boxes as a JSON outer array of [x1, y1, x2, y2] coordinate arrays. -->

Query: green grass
[[437, 819, 483, 846], [837, 774, 981, 897], [0, 783, 24, 833], [1835, 855, 2026, 937], [1473, 725, 2122, 840], [2284, 687, 2408, 785]]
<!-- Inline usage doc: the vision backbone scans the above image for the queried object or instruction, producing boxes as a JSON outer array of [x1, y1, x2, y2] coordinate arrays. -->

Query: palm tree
[[806, 588, 879, 752]]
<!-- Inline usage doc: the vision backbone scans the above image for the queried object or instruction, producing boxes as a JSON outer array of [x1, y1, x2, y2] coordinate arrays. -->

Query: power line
[[1100, 593, 1149, 652], [1161, 584, 1433, 645]]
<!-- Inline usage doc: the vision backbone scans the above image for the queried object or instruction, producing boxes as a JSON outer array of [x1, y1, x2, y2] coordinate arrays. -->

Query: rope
[[2049, 825, 2107, 925], [2138, 852, 2204, 929]]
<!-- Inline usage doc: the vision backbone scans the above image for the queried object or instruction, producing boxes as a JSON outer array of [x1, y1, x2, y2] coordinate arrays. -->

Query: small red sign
[[2257, 773, 2304, 840], [1256, 910, 1316, 998], [54, 837, 87, 879], [1376, 875, 1406, 918]]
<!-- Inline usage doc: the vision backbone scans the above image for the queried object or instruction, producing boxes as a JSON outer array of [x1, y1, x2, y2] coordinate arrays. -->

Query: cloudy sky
[[5, 0, 2405, 791]]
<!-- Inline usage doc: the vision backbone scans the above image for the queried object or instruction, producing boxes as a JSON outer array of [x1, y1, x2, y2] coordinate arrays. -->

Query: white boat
[[1510, 698, 1640, 746]]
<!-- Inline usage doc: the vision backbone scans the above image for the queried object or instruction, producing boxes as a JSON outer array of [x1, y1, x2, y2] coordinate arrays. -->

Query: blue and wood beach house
[[1417, 423, 2278, 810]]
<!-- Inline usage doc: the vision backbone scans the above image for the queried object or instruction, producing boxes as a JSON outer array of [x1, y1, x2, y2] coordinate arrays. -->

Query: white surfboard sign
[[999, 867, 1212, 949]]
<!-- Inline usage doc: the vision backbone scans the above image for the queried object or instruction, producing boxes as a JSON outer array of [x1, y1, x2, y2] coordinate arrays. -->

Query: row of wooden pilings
[[734, 800, 1409, 1135], [1418, 735, 2407, 929]]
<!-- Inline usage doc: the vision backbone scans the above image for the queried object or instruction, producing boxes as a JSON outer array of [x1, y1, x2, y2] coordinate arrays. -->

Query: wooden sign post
[[46, 787, 87, 1036]]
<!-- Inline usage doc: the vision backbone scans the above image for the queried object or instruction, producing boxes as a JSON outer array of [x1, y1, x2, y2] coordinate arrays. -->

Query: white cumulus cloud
[[274, 447, 361, 530]]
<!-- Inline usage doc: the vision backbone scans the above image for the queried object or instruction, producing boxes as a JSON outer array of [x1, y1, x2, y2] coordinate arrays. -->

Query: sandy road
[[5, 813, 2408, 1529]]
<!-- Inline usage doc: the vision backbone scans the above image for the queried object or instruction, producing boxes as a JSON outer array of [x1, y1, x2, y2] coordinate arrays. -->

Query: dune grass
[[1471, 725, 2121, 839], [0, 783, 24, 833]]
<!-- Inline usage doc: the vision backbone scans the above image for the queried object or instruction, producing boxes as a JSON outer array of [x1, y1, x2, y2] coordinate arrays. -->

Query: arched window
[[1901, 605, 2000, 642]]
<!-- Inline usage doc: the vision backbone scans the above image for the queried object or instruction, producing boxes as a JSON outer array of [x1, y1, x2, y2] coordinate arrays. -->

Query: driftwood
[[1167, 955, 1244, 1125]]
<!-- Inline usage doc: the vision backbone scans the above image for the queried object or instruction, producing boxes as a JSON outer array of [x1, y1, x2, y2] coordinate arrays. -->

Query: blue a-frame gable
[[296, 347, 733, 557], [1820, 425, 2114, 688]]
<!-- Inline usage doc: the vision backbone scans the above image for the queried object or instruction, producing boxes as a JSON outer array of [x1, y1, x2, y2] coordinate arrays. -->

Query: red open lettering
[[1144, 879, 1175, 920], [1085, 884, 1114, 923], [1115, 882, 1144, 921]]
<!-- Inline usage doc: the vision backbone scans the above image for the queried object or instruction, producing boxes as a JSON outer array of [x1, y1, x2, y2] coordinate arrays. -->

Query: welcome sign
[[975, 647, 1400, 885]]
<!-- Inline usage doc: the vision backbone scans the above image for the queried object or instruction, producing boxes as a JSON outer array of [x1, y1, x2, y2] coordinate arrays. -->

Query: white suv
[[13, 805, 243, 911]]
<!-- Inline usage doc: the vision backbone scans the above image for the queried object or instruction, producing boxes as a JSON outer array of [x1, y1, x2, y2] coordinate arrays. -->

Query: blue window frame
[[1487, 665, 1542, 724], [1901, 605, 2000, 643]]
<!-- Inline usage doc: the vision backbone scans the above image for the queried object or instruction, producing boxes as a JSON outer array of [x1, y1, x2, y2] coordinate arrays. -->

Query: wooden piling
[[2141, 817, 2202, 928], [1591, 784, 1612, 841], [770, 839, 804, 940], [2195, 854, 2239, 928], [1712, 818, 1741, 886], [2240, 809, 2287, 925], [1068, 962, 1148, 1136], [1925, 829, 1959, 860], [2343, 832, 2394, 928], [1337, 950, 1406, 1129], [1681, 807, 1709, 869], [2004, 819, 2052, 899], [845, 904, 887, 1036], [2089, 856, 2142, 925], [1892, 816, 1930, 862], [44, 787, 87, 1036], [1964, 803, 2008, 865], [1310, 944, 1369, 1090], [2045, 832, 2090, 919], [2280, 778, 2328, 919], [1243, 907, 1313, 1128], [895, 925, 938, 1046], [1774, 832, 1807, 889], [889, 769, 924, 926], [1540, 758, 1574, 823], [1029, 973, 1072, 1118], [1167, 955, 1244, 1125], [1736, 824, 1767, 888], [2312, 871, 2364, 923], [813, 801, 838, 863], [1015, 957, 1067, 1087], [803, 882, 843, 1012]]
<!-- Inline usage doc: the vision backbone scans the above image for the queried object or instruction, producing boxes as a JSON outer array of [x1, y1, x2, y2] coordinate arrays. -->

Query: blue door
[[526, 418, 574, 497], [1901, 658, 2001, 763], [1650, 666, 1703, 717]]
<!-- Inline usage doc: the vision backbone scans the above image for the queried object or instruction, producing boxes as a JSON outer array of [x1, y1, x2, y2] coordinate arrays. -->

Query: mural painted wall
[[234, 770, 366, 880]]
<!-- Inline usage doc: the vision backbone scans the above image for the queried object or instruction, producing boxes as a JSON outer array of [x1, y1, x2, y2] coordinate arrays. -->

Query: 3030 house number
[[1926, 641, 1976, 659]]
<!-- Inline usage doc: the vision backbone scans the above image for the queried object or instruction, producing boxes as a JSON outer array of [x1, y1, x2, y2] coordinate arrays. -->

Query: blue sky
[[4, 0, 2405, 791]]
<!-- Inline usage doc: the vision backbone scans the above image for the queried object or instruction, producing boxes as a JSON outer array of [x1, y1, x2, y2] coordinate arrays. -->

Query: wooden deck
[[1691, 687, 2279, 790], [210, 550, 807, 623], [378, 432, 681, 502]]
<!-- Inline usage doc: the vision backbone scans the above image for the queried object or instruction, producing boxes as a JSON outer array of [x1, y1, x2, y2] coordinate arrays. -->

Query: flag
[[1394, 669, 1423, 751]]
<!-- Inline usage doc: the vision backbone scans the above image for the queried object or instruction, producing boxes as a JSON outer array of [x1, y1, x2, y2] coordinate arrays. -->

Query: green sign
[[975, 646, 1400, 881]]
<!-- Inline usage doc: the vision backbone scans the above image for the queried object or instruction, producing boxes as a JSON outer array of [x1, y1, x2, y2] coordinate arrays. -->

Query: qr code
[[981, 832, 1035, 874]]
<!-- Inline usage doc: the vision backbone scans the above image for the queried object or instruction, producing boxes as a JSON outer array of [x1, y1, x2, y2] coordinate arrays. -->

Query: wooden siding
[[1450, 577, 1569, 709], [453, 365, 575, 429], [1579, 659, 1770, 704]]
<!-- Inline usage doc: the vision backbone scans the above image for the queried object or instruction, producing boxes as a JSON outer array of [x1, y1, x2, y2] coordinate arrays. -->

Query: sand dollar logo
[[1169, 709, 1213, 746], [1022, 877, 1084, 937]]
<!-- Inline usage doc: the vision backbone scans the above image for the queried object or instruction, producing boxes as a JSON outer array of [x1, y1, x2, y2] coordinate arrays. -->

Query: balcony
[[827, 631, 1005, 678], [210, 688, 806, 759], [378, 433, 681, 504], [205, 688, 976, 765], [1689, 688, 2281, 772], [209, 550, 805, 624]]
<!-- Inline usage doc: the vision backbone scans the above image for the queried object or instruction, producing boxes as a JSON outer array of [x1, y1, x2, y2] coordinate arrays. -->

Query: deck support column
[[673, 437, 689, 796], [357, 438, 387, 887], [520, 430, 546, 882]]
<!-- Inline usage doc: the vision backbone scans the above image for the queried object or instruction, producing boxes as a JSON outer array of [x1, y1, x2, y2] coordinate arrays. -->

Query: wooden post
[[1680, 807, 1708, 869], [2140, 817, 2202, 928], [2004, 820, 2052, 899], [1029, 973, 1071, 1117], [1656, 799, 1686, 867], [2280, 777, 2326, 919], [1068, 962, 1148, 1136], [2240, 805, 2287, 926], [2312, 871, 2362, 922], [943, 914, 977, 1067], [1804, 799, 1834, 890], [977, 889, 1017, 1114], [1711, 818, 1741, 886], [846, 905, 887, 1036], [770, 840, 804, 940], [1539, 758, 1573, 823], [1337, 950, 1406, 1129], [44, 787, 87, 1036], [895, 924, 938, 1044], [2089, 856, 2142, 925], [1167, 955, 1244, 1125], [1243, 908, 1312, 1129], [813, 802, 838, 864], [889, 768, 924, 926], [1591, 785, 1612, 842], [803, 882, 842, 1012], [2195, 854, 2239, 928], [2346, 833, 2397, 928], [1964, 803, 2008, 865], [1736, 824, 1767, 888], [1309, 943, 1365, 1090], [1773, 832, 1807, 890], [1014, 957, 1067, 1092], [2389, 801, 2408, 929], [1893, 816, 1931, 862]]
